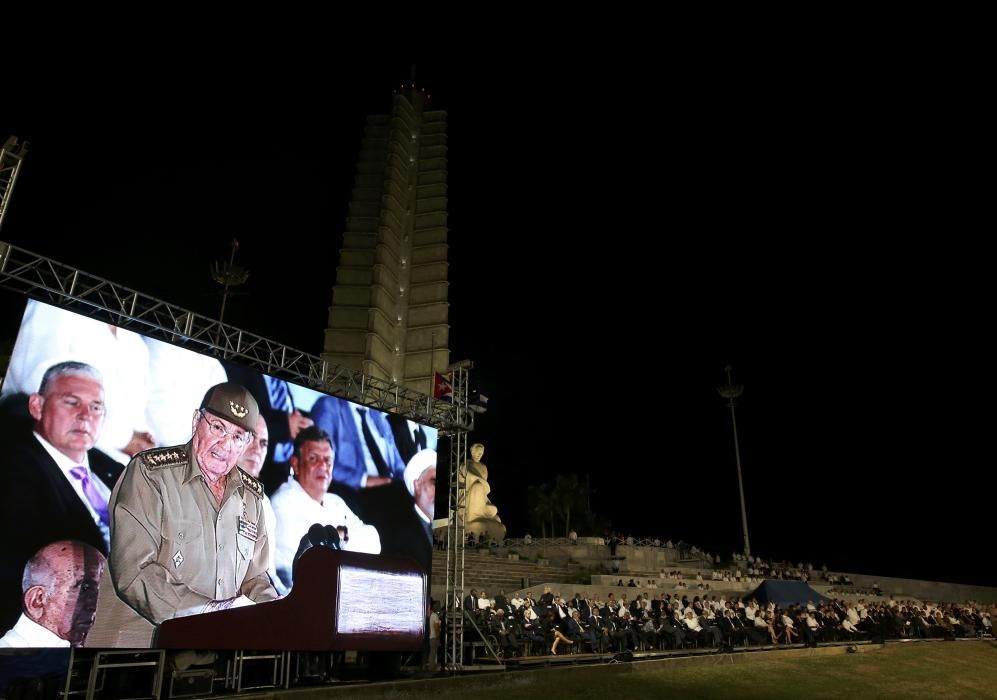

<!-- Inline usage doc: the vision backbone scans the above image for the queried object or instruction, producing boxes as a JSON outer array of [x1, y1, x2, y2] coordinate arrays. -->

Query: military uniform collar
[[181, 442, 201, 484]]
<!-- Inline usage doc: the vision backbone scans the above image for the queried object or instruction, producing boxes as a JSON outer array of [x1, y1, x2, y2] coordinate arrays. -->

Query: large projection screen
[[0, 299, 437, 649]]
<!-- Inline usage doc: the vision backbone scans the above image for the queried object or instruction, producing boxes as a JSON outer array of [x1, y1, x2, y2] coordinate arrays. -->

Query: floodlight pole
[[212, 239, 245, 327], [718, 364, 751, 558]]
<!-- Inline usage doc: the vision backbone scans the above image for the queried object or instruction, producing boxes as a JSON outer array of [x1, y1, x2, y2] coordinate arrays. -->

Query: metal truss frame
[[0, 240, 478, 671], [444, 423, 468, 669], [0, 241, 470, 432], [0, 137, 29, 232]]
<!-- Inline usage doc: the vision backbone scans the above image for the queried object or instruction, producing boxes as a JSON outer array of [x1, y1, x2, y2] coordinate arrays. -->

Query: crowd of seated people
[[445, 536, 994, 654], [491, 534, 843, 583], [455, 534, 898, 599], [626, 567, 786, 591], [451, 586, 994, 659]]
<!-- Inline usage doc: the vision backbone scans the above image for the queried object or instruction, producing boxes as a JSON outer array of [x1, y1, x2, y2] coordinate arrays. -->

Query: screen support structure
[[439, 362, 500, 670], [441, 361, 477, 671], [0, 137, 29, 232], [0, 240, 484, 671], [0, 240, 469, 434]]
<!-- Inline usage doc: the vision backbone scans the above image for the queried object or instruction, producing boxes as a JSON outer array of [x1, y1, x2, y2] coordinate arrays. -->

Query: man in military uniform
[[108, 382, 277, 625]]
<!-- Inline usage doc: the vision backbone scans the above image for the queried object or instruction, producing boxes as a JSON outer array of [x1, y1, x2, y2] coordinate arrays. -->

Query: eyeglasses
[[199, 410, 253, 446], [301, 452, 333, 467]]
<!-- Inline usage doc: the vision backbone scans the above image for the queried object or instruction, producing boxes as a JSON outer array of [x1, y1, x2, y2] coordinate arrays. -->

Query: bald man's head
[[22, 540, 105, 646]]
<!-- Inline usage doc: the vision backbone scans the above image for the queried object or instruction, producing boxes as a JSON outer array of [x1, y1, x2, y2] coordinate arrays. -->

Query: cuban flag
[[433, 372, 453, 402]]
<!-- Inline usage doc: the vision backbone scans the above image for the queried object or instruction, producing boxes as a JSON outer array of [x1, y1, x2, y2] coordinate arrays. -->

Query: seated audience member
[[546, 611, 576, 655], [489, 609, 520, 657], [463, 589, 478, 613], [271, 426, 380, 588], [756, 612, 778, 644], [0, 541, 105, 648], [781, 611, 799, 644], [0, 361, 122, 632], [657, 612, 686, 649], [683, 608, 721, 647], [235, 414, 284, 594], [841, 616, 862, 638], [2, 300, 156, 464]]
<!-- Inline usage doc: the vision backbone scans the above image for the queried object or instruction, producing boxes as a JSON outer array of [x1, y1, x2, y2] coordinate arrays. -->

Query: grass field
[[320, 640, 997, 700], [621, 641, 997, 699]]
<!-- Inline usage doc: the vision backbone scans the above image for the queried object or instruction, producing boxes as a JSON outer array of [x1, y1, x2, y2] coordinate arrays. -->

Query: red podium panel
[[156, 548, 426, 651]]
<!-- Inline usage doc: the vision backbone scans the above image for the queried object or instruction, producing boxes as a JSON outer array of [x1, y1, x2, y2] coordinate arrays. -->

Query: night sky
[[2, 59, 992, 587]]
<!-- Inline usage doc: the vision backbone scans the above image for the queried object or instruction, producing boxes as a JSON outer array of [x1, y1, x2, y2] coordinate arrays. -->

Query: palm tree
[[553, 474, 592, 537], [527, 483, 555, 540]]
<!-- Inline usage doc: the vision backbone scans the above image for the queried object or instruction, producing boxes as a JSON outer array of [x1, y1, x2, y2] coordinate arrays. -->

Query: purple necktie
[[70, 466, 110, 526]]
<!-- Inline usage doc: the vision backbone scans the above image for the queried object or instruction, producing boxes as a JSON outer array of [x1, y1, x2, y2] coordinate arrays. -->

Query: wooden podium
[[156, 547, 426, 651]]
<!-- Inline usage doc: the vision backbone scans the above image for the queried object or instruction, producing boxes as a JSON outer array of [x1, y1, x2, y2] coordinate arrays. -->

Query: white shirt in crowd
[[0, 615, 68, 648], [684, 612, 703, 632], [270, 477, 380, 578]]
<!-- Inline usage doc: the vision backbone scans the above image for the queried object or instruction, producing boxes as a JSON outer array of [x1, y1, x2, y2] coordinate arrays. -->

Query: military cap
[[200, 382, 259, 433]]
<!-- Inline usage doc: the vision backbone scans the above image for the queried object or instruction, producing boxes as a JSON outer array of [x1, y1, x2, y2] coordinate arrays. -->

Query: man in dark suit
[[717, 609, 739, 649], [587, 606, 607, 652], [489, 609, 520, 658], [310, 395, 406, 491], [0, 361, 123, 633], [387, 414, 432, 466], [577, 593, 591, 621], [352, 451, 436, 577]]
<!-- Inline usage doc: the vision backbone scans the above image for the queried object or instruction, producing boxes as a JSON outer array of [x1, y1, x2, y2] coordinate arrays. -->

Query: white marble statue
[[462, 443, 506, 541]]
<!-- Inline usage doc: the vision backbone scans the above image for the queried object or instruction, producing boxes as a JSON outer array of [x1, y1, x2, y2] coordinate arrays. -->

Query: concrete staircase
[[429, 549, 586, 598]]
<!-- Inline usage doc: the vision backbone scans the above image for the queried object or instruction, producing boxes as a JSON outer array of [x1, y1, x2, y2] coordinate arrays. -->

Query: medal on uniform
[[238, 500, 258, 541], [238, 518, 258, 541], [173, 550, 184, 568]]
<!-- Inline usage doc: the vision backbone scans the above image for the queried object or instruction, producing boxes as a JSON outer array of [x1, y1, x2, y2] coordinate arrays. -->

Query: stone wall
[[827, 570, 997, 605], [507, 543, 706, 572], [470, 543, 997, 605]]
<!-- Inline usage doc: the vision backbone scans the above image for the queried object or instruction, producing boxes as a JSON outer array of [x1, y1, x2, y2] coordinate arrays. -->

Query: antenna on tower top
[[210, 238, 249, 329]]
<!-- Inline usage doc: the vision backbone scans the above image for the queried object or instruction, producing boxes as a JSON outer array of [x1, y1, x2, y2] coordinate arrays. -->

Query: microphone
[[309, 523, 327, 547], [294, 523, 328, 562], [323, 525, 341, 550]]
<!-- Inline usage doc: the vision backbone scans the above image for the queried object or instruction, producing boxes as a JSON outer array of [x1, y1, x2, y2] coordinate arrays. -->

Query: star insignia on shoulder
[[142, 446, 189, 470], [238, 468, 264, 498]]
